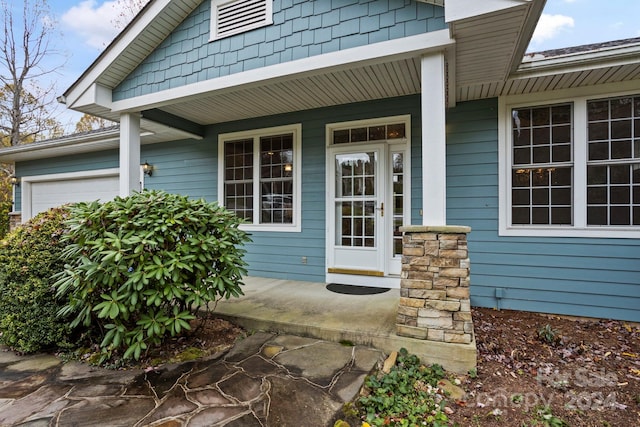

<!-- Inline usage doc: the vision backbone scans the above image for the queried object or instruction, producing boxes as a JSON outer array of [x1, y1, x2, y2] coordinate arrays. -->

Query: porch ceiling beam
[[141, 109, 205, 139]]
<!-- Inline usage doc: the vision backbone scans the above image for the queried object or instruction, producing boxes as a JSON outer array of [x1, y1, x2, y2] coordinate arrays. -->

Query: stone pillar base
[[397, 226, 476, 360], [8, 212, 22, 232]]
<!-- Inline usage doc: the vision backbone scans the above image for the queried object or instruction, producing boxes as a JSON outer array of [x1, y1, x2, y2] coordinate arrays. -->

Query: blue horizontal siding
[[446, 98, 640, 322], [114, 0, 445, 100], [141, 138, 217, 201], [148, 95, 419, 282]]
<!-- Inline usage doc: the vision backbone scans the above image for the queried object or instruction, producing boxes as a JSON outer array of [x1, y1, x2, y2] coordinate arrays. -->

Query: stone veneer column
[[8, 212, 22, 232], [396, 225, 474, 345]]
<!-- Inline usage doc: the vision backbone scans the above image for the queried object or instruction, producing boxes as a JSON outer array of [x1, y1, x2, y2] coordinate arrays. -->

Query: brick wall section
[[8, 212, 21, 232], [396, 225, 474, 344]]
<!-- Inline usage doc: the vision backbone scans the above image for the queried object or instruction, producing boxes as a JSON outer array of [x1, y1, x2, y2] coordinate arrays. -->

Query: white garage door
[[24, 169, 120, 220]]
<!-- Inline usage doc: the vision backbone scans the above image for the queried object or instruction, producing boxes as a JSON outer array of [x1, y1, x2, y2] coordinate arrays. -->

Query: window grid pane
[[224, 139, 254, 221], [332, 123, 406, 144], [338, 201, 376, 247], [588, 95, 640, 162], [587, 165, 639, 225], [512, 104, 572, 166], [259, 134, 294, 224], [587, 95, 640, 226], [511, 167, 573, 225], [511, 104, 573, 226]]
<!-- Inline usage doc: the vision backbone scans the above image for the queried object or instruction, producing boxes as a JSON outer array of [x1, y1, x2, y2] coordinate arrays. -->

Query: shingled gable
[[61, 0, 543, 128]]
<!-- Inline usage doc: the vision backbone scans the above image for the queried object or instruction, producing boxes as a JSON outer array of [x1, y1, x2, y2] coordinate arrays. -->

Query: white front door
[[329, 144, 385, 275], [327, 143, 408, 287]]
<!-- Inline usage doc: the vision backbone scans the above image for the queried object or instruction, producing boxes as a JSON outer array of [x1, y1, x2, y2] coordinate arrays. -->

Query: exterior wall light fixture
[[9, 176, 19, 186], [142, 162, 153, 177]]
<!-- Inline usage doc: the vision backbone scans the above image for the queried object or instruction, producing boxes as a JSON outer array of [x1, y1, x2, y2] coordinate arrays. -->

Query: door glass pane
[[392, 152, 404, 257], [335, 152, 377, 248]]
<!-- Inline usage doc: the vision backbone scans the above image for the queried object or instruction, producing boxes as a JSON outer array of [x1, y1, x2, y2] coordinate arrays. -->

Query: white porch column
[[421, 52, 447, 225], [119, 112, 141, 197]]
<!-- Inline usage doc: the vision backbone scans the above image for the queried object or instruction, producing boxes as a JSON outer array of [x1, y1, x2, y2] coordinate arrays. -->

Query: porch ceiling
[[158, 58, 423, 125]]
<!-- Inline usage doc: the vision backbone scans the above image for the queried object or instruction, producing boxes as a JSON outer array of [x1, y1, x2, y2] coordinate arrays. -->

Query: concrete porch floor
[[212, 276, 477, 373]]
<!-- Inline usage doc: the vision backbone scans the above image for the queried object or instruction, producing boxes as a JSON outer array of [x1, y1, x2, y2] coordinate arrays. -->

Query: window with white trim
[[586, 96, 640, 226], [210, 0, 273, 41], [218, 124, 301, 232], [501, 92, 640, 238], [511, 104, 573, 225]]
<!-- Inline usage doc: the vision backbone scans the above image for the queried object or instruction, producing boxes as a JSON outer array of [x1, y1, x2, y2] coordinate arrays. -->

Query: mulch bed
[[447, 307, 640, 426]]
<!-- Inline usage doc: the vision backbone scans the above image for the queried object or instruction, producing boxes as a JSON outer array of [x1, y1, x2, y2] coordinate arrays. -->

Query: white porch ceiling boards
[[457, 40, 640, 102], [160, 58, 422, 125]]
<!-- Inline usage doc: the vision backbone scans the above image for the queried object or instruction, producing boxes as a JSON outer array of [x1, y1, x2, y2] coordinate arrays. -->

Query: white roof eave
[[517, 43, 640, 77]]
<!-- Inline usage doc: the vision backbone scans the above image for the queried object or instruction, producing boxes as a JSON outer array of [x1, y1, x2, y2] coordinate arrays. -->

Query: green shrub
[[358, 348, 449, 426], [54, 190, 250, 362], [0, 207, 74, 353], [0, 200, 12, 240]]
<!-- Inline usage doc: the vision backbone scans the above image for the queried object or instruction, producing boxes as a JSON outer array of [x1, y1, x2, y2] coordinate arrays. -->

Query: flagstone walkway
[[0, 332, 383, 426]]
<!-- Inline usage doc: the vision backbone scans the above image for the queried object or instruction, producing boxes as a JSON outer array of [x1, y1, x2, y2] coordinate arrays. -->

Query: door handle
[[376, 202, 384, 217]]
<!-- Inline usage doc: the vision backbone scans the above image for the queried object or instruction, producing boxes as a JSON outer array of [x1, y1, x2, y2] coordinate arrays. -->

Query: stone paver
[[0, 334, 384, 426]]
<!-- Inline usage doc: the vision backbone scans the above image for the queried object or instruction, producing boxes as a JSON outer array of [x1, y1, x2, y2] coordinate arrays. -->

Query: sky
[[23, 0, 640, 131]]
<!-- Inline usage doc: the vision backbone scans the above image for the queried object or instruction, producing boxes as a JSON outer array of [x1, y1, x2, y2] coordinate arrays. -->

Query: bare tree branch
[[111, 0, 151, 31], [0, 0, 63, 147]]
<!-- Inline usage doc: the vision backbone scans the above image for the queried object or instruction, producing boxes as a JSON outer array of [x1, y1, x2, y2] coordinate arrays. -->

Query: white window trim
[[209, 0, 273, 42], [217, 123, 302, 232], [499, 83, 640, 239]]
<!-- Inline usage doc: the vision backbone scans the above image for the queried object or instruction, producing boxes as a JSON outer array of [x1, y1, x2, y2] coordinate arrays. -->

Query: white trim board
[[21, 168, 120, 222]]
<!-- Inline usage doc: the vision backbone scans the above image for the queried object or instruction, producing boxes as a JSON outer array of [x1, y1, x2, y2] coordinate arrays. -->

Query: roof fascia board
[[63, 0, 173, 106], [445, 0, 534, 22], [507, 0, 546, 75], [0, 129, 121, 162], [518, 44, 640, 77], [110, 29, 454, 113]]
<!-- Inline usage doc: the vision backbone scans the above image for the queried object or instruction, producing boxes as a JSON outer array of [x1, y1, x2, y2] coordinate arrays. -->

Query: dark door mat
[[326, 283, 391, 295]]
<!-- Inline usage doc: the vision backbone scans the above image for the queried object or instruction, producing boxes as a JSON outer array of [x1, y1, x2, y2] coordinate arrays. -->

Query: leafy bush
[[0, 207, 74, 353], [357, 348, 449, 426], [0, 200, 11, 240], [54, 190, 250, 361]]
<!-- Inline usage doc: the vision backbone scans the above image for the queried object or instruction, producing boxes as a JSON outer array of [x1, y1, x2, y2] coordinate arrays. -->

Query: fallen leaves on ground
[[448, 308, 640, 427]]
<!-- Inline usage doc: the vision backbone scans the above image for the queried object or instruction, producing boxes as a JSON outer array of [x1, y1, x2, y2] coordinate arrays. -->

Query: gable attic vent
[[211, 0, 273, 40]]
